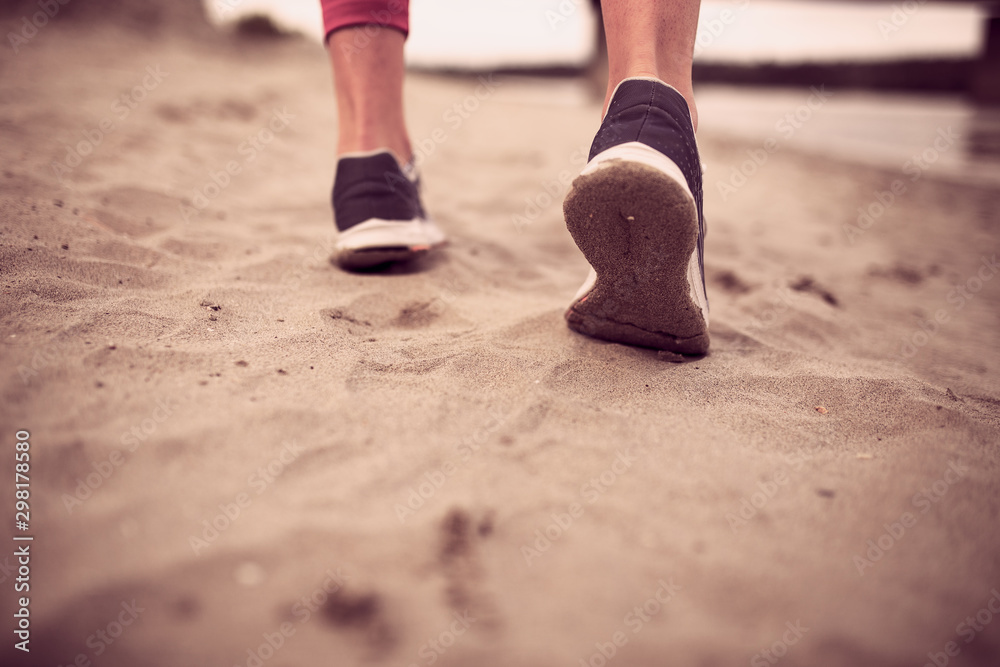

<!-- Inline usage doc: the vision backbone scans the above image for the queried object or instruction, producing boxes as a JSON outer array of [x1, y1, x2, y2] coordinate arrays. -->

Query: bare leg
[[601, 0, 701, 129], [327, 27, 412, 163]]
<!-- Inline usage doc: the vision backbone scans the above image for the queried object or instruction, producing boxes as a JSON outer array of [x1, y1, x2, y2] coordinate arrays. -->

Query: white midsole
[[335, 217, 446, 252], [572, 141, 709, 326]]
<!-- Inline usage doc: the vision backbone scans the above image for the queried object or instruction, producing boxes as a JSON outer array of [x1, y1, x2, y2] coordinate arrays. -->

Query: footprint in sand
[[320, 587, 398, 654], [438, 507, 501, 631], [393, 301, 441, 328]]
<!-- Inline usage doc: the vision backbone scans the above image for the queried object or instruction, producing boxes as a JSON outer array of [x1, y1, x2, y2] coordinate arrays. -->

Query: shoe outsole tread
[[563, 160, 709, 355]]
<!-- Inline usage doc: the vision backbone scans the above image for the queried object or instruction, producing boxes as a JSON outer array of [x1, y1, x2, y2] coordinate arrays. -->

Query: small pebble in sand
[[815, 406, 828, 414]]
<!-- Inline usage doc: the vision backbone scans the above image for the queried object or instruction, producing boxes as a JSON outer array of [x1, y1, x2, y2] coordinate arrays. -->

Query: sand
[[1, 17, 999, 667]]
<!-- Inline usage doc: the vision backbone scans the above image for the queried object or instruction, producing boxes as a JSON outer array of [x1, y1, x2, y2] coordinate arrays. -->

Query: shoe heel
[[563, 160, 709, 354]]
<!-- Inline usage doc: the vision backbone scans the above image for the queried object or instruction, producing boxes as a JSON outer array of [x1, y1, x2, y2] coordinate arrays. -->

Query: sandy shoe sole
[[564, 156, 709, 355]]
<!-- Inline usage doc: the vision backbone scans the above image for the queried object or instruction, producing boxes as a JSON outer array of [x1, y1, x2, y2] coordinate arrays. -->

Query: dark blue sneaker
[[332, 149, 446, 269], [563, 77, 709, 355]]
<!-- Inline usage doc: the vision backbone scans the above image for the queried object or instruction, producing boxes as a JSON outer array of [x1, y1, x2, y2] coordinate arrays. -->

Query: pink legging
[[321, 0, 410, 41]]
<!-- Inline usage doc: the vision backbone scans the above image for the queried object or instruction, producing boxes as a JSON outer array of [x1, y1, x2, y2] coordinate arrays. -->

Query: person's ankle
[[337, 134, 413, 166]]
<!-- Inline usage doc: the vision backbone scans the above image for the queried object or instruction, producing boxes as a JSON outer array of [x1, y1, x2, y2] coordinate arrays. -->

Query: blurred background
[[199, 0, 1000, 185], [206, 0, 986, 69]]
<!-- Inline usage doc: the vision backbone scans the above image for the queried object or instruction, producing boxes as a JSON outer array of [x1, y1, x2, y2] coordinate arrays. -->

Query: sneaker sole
[[334, 218, 446, 270], [563, 158, 709, 355]]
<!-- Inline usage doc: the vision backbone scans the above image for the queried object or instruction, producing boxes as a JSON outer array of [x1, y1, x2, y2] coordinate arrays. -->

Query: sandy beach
[[1, 12, 999, 667]]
